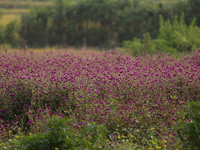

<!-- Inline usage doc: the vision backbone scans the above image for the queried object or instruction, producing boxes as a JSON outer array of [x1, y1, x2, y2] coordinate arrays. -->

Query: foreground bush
[[1, 116, 109, 150], [176, 101, 200, 150]]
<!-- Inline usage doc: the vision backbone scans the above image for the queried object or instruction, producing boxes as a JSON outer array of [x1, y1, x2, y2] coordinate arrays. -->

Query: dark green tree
[[4, 21, 17, 45], [19, 7, 49, 47], [46, 0, 67, 46], [188, 0, 200, 26]]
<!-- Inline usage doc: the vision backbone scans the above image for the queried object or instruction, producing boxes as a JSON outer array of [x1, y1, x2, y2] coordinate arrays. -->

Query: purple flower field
[[0, 49, 200, 149]]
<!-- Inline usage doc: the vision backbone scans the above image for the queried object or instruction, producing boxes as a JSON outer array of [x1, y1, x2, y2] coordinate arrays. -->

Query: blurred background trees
[[0, 0, 200, 53]]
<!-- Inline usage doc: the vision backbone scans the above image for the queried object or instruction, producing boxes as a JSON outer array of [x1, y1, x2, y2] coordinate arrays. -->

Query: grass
[[152, 0, 187, 5], [1, 9, 29, 14], [0, 9, 29, 24], [0, 14, 20, 25], [0, 1, 53, 8], [0, 47, 199, 149], [0, 0, 52, 25]]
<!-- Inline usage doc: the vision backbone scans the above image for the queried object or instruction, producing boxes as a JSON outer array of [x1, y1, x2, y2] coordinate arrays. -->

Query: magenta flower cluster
[[0, 49, 200, 147]]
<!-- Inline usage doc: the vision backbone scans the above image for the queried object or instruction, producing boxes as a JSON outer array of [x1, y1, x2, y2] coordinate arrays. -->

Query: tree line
[[0, 0, 200, 49]]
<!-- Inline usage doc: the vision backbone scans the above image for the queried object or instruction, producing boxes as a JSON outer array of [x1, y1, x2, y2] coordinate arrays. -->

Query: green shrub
[[122, 37, 144, 56], [158, 13, 200, 52], [3, 116, 109, 150], [0, 9, 4, 45], [122, 13, 200, 56], [176, 101, 200, 150], [19, 7, 49, 47], [0, 24, 4, 45]]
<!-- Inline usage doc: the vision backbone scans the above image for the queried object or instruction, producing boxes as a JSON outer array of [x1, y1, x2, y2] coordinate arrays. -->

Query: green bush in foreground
[[176, 101, 200, 150], [0, 116, 109, 150], [1, 116, 184, 150], [122, 13, 200, 56]]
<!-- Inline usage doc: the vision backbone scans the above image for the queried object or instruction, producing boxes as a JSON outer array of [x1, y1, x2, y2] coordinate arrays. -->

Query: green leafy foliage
[[4, 21, 21, 46], [0, 9, 2, 19], [0, 25, 4, 45], [158, 13, 200, 52], [2, 116, 109, 150], [19, 7, 49, 47], [122, 13, 200, 56], [187, 0, 200, 27], [0, 9, 4, 44], [176, 101, 200, 150]]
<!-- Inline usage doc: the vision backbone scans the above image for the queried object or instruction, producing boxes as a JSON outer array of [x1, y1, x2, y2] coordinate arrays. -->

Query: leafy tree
[[46, 0, 67, 45], [4, 21, 17, 45], [19, 7, 49, 47], [0, 9, 4, 44]]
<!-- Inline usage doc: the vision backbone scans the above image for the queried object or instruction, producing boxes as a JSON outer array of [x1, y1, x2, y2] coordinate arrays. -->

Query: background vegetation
[[122, 13, 200, 56], [0, 0, 200, 54]]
